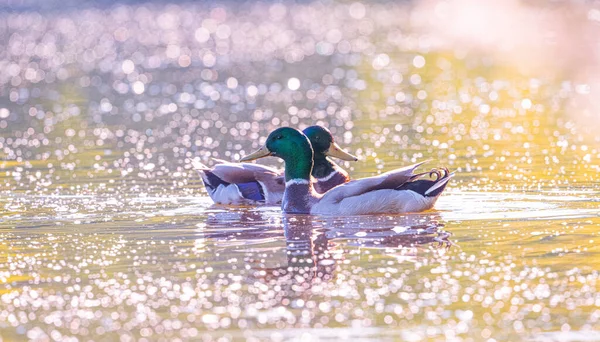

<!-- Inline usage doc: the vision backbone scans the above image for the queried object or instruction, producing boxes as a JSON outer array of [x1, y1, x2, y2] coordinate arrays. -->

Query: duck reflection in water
[[247, 214, 453, 287], [256, 215, 339, 285], [200, 208, 282, 243], [197, 209, 452, 287]]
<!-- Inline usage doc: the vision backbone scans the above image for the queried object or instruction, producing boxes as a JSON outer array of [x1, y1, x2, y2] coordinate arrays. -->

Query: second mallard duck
[[241, 127, 453, 215], [303, 125, 357, 193]]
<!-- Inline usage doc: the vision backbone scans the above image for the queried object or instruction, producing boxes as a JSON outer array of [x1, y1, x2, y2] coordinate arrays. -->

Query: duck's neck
[[282, 145, 313, 182], [311, 154, 337, 179], [281, 146, 317, 214], [312, 155, 349, 194]]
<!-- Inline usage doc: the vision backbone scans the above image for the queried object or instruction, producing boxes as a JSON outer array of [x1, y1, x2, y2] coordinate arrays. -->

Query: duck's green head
[[302, 125, 357, 161], [240, 127, 314, 180]]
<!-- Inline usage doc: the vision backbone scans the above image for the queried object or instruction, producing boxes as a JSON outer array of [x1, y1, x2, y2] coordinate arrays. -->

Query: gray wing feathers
[[191, 159, 282, 183], [319, 161, 428, 204]]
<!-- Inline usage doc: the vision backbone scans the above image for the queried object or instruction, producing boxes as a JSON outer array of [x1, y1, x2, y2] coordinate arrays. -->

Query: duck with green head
[[240, 127, 453, 215], [303, 125, 357, 193], [192, 125, 356, 205]]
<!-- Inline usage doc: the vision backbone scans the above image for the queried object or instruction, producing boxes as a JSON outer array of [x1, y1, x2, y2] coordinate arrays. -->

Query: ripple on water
[[439, 192, 600, 221]]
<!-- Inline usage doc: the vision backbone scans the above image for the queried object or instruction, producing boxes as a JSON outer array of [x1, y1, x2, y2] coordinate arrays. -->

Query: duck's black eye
[[274, 135, 283, 140]]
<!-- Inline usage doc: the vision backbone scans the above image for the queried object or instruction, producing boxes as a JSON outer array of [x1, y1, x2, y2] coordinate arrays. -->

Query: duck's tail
[[191, 159, 210, 171], [190, 159, 229, 194], [398, 169, 454, 198], [424, 171, 454, 197]]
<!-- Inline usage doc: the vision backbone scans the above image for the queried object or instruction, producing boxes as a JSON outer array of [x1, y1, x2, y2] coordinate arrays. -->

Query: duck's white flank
[[210, 184, 248, 205], [311, 189, 437, 215]]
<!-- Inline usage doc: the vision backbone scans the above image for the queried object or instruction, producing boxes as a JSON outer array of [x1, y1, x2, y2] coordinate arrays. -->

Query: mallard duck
[[302, 125, 357, 193], [240, 127, 453, 215], [193, 125, 357, 205]]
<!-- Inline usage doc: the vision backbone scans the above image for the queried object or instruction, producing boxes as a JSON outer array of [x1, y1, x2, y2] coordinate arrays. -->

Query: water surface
[[2, 1, 600, 341]]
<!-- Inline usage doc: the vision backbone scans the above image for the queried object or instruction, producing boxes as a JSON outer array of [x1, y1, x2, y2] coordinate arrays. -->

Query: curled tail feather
[[424, 171, 454, 196], [397, 170, 454, 197]]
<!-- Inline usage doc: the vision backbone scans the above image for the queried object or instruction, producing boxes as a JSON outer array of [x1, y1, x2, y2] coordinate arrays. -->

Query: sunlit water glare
[[2, 0, 600, 341]]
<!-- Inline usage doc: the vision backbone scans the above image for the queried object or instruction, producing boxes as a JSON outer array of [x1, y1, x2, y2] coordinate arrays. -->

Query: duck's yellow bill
[[325, 142, 358, 161], [240, 146, 272, 162]]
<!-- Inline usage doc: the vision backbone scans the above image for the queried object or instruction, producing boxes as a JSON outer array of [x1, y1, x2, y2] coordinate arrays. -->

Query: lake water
[[2, 1, 600, 341]]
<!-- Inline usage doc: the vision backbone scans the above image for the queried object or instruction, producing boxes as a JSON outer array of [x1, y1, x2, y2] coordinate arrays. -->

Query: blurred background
[[1, 0, 600, 194]]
